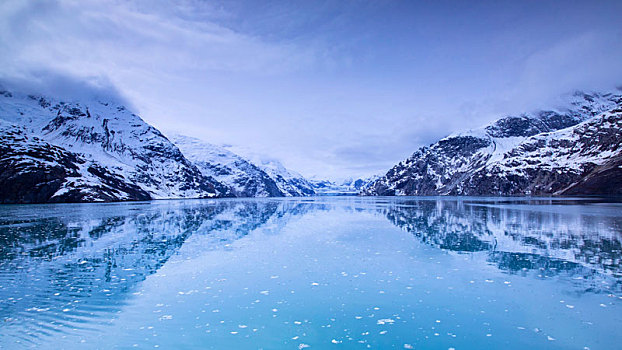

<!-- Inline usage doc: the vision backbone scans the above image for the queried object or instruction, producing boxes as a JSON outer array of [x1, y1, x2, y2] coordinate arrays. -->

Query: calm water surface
[[0, 197, 621, 349]]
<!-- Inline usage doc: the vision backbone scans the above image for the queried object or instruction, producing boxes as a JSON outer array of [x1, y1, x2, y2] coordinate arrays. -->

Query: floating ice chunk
[[260, 291, 270, 295], [331, 339, 342, 344], [298, 344, 310, 349], [377, 319, 395, 325]]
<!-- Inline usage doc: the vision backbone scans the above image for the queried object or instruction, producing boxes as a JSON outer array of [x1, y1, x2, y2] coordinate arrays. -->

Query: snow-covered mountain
[[169, 134, 285, 197], [363, 89, 622, 196], [311, 176, 379, 195], [253, 158, 315, 196], [0, 83, 229, 203]]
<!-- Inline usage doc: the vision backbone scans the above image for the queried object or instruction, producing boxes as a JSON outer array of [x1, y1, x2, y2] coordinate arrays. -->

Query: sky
[[1, 0, 622, 181]]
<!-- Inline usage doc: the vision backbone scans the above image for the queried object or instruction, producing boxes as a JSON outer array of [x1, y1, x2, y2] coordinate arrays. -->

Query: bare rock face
[[363, 90, 622, 196]]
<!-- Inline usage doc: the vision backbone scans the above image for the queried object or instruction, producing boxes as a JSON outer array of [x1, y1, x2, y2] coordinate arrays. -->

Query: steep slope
[[169, 134, 284, 197], [363, 90, 622, 196], [0, 120, 151, 203], [255, 159, 315, 196], [460, 109, 622, 195], [0, 85, 229, 203]]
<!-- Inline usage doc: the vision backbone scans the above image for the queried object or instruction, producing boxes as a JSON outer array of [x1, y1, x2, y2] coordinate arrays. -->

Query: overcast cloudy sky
[[1, 0, 622, 180]]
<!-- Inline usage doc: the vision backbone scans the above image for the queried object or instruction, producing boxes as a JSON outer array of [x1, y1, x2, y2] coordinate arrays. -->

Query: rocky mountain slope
[[363, 89, 622, 196], [0, 85, 229, 203], [169, 134, 286, 197], [255, 158, 315, 196]]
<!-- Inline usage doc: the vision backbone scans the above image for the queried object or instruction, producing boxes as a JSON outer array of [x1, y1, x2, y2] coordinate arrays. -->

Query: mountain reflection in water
[[0, 197, 620, 348]]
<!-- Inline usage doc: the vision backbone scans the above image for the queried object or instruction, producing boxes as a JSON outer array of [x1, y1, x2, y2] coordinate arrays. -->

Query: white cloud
[[0, 0, 314, 78], [1, 0, 621, 180]]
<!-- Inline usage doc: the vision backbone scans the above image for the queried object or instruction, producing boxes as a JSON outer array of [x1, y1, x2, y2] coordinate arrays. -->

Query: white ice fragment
[[377, 319, 395, 325]]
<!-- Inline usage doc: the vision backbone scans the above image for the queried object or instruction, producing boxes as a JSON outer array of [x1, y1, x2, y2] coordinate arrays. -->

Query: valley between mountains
[[1, 83, 620, 203]]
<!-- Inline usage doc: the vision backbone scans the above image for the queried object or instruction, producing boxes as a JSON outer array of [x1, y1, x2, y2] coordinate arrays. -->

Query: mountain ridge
[[362, 89, 622, 196], [169, 134, 307, 197], [0, 82, 316, 203], [0, 86, 229, 203]]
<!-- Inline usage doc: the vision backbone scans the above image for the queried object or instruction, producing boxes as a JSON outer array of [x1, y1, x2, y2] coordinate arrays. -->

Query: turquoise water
[[1, 197, 621, 349]]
